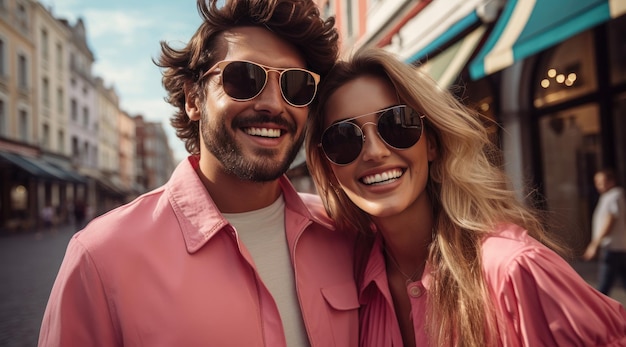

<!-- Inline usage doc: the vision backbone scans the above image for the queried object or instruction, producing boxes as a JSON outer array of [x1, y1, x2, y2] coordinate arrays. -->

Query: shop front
[[463, 0, 626, 251], [0, 150, 87, 231], [377, 0, 626, 251]]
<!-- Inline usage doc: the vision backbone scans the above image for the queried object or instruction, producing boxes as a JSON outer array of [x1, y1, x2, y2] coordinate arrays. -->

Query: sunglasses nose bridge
[[263, 68, 283, 83], [262, 68, 291, 102], [359, 121, 390, 156], [358, 121, 378, 143], [357, 122, 387, 151]]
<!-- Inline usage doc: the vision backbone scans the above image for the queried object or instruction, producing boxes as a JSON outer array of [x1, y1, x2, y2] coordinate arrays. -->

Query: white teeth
[[362, 169, 403, 185], [245, 127, 281, 138]]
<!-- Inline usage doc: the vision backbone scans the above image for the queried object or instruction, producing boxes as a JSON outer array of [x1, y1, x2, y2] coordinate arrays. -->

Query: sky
[[39, 0, 204, 162]]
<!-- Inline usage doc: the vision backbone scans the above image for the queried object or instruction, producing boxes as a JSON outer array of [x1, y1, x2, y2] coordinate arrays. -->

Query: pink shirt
[[39, 156, 359, 347], [359, 223, 626, 346]]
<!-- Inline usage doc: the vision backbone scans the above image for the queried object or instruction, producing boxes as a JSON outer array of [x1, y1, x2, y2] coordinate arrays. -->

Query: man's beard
[[200, 109, 304, 182]]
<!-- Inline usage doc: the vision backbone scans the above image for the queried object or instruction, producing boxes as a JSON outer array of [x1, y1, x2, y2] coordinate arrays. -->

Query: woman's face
[[322, 75, 437, 219]]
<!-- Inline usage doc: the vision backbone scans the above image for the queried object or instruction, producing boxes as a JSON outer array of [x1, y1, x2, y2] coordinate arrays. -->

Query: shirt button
[[408, 285, 423, 298]]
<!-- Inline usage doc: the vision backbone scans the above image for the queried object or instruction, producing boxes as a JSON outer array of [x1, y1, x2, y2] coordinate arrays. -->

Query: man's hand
[[582, 241, 599, 261]]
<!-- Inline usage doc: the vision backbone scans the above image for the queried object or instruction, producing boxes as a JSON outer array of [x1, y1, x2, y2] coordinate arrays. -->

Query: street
[[0, 224, 76, 347], [0, 224, 624, 347]]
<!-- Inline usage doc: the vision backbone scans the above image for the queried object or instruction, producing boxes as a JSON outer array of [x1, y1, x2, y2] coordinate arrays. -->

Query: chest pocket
[[319, 282, 360, 346], [321, 282, 360, 310]]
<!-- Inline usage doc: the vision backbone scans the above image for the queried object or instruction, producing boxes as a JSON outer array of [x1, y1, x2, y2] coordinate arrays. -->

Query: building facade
[[118, 110, 138, 199], [0, 0, 176, 231], [134, 115, 175, 192]]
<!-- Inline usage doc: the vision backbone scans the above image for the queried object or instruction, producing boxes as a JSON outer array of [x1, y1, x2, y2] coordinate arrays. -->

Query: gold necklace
[[383, 228, 435, 285], [383, 247, 426, 285]]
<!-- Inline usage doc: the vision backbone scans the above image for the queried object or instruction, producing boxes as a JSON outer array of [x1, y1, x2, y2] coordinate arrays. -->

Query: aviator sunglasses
[[206, 60, 320, 107], [320, 105, 426, 165]]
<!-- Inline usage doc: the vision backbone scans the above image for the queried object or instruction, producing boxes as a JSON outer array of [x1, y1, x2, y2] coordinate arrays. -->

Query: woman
[[305, 47, 626, 347]]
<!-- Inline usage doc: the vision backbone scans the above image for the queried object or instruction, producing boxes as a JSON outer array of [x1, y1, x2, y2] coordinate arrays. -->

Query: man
[[38, 1, 358, 346], [583, 168, 626, 296]]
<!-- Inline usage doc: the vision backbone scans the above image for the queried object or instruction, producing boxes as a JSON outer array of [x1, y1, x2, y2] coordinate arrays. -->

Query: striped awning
[[419, 25, 487, 88], [469, 0, 626, 80], [395, 0, 496, 64]]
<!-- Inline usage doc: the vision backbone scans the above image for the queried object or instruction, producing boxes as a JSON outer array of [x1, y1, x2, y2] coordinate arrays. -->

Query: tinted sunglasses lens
[[222, 61, 266, 100], [281, 70, 317, 106], [378, 106, 423, 148], [321, 123, 363, 165]]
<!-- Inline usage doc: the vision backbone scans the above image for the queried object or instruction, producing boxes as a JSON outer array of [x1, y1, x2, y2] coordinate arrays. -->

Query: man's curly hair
[[155, 0, 339, 155]]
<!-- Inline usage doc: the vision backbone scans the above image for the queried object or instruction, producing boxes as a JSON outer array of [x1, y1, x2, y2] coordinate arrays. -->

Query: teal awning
[[0, 151, 86, 183], [406, 10, 482, 64], [469, 0, 626, 80], [0, 151, 55, 179], [391, 0, 500, 65]]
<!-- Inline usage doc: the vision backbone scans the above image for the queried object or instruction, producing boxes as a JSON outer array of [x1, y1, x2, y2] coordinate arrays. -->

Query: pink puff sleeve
[[483, 225, 626, 347]]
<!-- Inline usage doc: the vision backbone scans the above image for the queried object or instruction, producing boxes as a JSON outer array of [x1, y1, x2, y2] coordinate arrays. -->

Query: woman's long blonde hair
[[305, 47, 564, 346]]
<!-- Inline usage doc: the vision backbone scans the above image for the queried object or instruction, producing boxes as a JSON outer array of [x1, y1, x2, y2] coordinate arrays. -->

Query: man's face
[[594, 173, 614, 194], [188, 26, 310, 182]]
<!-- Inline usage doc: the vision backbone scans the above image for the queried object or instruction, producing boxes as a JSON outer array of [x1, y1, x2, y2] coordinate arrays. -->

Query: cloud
[[93, 57, 160, 96], [38, 0, 197, 163], [82, 9, 156, 46]]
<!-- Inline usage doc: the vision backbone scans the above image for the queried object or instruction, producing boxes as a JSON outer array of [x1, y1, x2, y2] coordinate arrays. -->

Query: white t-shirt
[[592, 186, 626, 251], [223, 196, 310, 347]]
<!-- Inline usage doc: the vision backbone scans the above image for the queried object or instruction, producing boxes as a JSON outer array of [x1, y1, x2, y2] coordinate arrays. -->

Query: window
[[19, 109, 28, 141], [16, 3, 27, 29], [83, 142, 89, 164], [18, 54, 27, 89], [92, 146, 97, 168], [58, 129, 64, 153], [56, 42, 63, 70], [70, 98, 77, 121], [42, 123, 50, 149], [539, 104, 601, 245], [57, 88, 63, 113], [83, 107, 89, 128], [42, 77, 49, 106], [533, 30, 604, 252], [72, 136, 79, 158], [41, 29, 48, 59], [534, 31, 597, 108], [11, 185, 28, 211]]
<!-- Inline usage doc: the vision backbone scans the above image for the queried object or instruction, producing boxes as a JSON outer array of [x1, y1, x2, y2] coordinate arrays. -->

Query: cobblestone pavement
[[0, 225, 624, 347], [0, 224, 76, 347]]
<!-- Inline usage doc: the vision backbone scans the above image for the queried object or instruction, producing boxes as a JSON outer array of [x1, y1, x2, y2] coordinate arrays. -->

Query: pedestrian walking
[[583, 168, 626, 296], [40, 204, 54, 231]]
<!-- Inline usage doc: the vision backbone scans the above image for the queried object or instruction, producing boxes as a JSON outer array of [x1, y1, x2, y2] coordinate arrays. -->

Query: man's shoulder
[[75, 187, 168, 245], [602, 187, 626, 205]]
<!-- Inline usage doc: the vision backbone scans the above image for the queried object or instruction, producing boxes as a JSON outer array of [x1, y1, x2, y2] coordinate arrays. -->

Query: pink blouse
[[359, 223, 626, 346]]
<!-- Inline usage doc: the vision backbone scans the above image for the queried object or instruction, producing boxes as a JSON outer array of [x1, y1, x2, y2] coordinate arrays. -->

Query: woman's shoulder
[[481, 223, 538, 254], [480, 223, 562, 280], [480, 227, 626, 346]]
